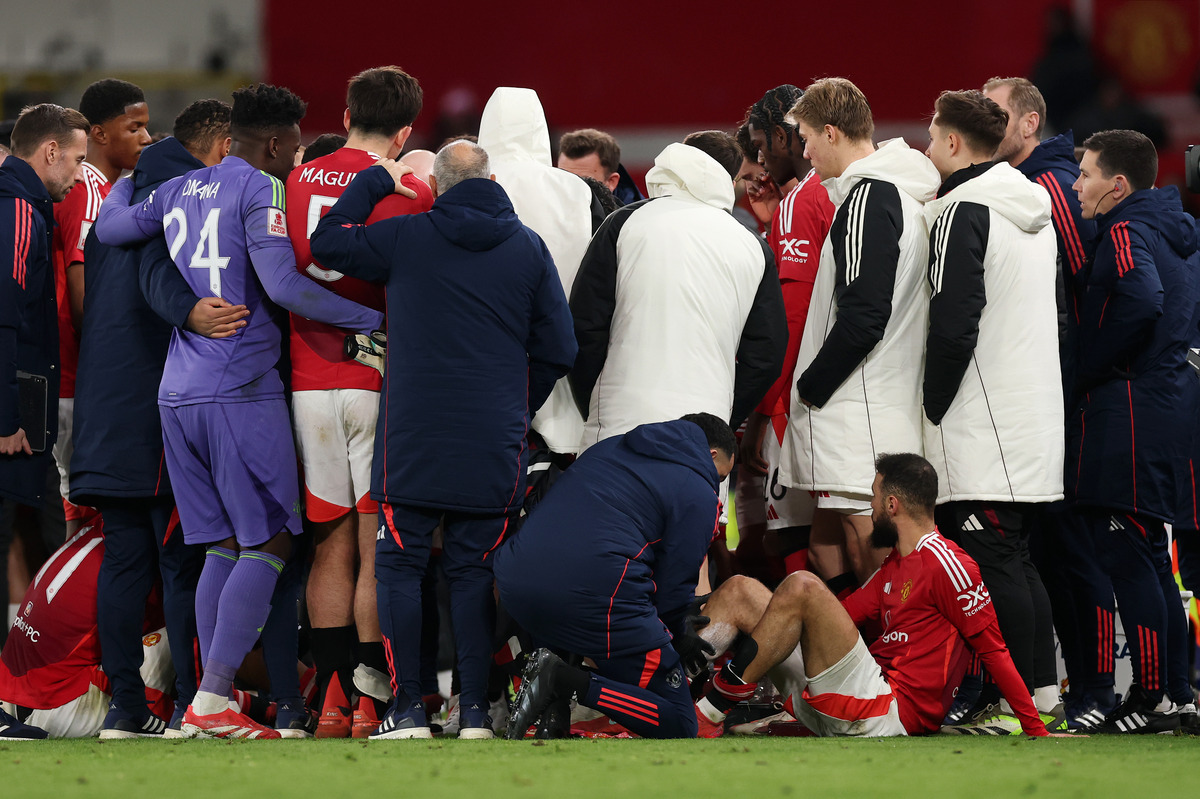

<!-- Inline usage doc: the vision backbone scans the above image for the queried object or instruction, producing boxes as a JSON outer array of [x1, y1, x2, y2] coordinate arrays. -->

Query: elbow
[[308, 230, 332, 264], [93, 219, 116, 246], [309, 223, 347, 268]]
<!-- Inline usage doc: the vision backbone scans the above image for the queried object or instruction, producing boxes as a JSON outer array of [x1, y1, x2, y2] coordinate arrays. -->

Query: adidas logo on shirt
[[961, 515, 984, 532], [1109, 517, 1125, 531]]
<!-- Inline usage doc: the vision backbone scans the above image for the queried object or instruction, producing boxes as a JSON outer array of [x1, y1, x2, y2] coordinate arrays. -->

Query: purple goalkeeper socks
[[195, 547, 238, 664], [197, 550, 286, 699]]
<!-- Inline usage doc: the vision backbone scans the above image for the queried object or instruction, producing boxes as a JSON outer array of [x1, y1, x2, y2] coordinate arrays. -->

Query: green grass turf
[[2, 735, 1196, 799]]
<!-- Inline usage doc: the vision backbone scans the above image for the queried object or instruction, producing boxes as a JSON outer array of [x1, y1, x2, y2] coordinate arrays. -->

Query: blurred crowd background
[[2, 0, 1199, 209]]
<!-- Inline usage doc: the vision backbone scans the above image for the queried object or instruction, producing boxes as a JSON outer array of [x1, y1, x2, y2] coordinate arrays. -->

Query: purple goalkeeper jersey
[[96, 156, 383, 406]]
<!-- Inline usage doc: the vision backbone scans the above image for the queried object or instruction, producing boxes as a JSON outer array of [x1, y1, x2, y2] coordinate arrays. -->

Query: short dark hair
[[874, 453, 938, 517], [982, 77, 1046, 137], [79, 79, 145, 127], [173, 99, 231, 156], [9, 104, 90, 159], [1081, 129, 1158, 192], [790, 77, 874, 143], [230, 83, 307, 137], [679, 413, 737, 459], [347, 66, 423, 137], [302, 133, 346, 163], [682, 130, 741, 178], [734, 122, 755, 161], [559, 128, 621, 175], [934, 90, 1008, 155], [749, 84, 804, 152]]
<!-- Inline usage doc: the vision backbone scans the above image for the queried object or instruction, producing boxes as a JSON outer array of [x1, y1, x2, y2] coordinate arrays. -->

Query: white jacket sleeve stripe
[[930, 202, 959, 296], [844, 182, 871, 285]]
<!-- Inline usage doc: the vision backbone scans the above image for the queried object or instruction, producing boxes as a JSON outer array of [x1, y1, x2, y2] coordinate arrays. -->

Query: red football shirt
[[841, 531, 1046, 735], [0, 520, 105, 708], [52, 162, 110, 398], [286, 148, 433, 392], [757, 170, 834, 415]]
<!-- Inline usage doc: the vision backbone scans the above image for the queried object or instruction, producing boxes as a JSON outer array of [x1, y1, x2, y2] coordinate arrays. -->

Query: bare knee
[[775, 570, 828, 610], [714, 574, 766, 606], [706, 575, 771, 624]]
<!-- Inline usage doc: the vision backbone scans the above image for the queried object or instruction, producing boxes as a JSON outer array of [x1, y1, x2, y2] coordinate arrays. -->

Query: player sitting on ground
[[0, 518, 174, 739], [693, 453, 1059, 738]]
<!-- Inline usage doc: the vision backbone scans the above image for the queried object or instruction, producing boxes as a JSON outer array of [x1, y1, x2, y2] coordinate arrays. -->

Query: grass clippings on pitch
[[2, 734, 1195, 799]]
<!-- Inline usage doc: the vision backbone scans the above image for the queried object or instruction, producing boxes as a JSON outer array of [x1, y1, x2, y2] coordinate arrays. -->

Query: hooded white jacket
[[569, 143, 785, 450], [478, 88, 594, 453], [779, 139, 941, 495], [920, 162, 1063, 503]]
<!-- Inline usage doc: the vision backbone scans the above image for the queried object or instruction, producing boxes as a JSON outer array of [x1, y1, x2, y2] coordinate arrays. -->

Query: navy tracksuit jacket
[[494, 420, 721, 659], [0, 156, 59, 506], [310, 170, 577, 515], [1068, 186, 1200, 523]]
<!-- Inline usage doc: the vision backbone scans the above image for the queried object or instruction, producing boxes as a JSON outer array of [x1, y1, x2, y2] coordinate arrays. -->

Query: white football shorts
[[292, 389, 379, 522], [771, 635, 906, 738]]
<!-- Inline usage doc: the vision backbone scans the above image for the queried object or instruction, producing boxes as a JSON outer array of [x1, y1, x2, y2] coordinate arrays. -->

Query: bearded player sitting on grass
[[691, 453, 1067, 738]]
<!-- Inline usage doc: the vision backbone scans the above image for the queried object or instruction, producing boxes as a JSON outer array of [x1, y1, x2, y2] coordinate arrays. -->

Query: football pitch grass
[[3, 735, 1195, 798]]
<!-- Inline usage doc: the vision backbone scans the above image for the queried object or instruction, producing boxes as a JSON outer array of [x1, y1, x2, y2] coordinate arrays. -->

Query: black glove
[[675, 614, 716, 679]]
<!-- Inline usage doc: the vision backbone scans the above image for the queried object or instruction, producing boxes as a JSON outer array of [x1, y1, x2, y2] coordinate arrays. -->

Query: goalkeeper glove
[[344, 329, 387, 377]]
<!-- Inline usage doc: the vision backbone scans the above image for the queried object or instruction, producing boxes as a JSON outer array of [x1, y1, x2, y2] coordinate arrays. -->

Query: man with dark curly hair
[[96, 83, 407, 739]]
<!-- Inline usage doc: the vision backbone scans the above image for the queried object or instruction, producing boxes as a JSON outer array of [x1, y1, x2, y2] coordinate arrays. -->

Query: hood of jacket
[[130, 137, 205, 200], [477, 87, 553, 167], [924, 161, 1052, 234], [1097, 185, 1199, 259], [823, 138, 941, 207], [623, 420, 719, 490], [1017, 130, 1079, 180], [427, 177, 524, 252], [644, 142, 734, 212], [0, 155, 52, 205]]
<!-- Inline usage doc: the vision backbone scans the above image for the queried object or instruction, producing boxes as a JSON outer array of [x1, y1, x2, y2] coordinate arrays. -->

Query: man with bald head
[[399, 149, 435, 184], [312, 140, 576, 740]]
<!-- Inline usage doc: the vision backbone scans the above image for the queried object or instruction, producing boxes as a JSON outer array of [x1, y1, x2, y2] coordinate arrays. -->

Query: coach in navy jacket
[[311, 141, 576, 735], [494, 416, 731, 738], [312, 148, 576, 514], [0, 155, 60, 507], [1068, 129, 1200, 715], [1069, 185, 1199, 522]]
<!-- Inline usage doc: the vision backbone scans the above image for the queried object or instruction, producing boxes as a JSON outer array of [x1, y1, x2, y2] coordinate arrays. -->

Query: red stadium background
[[266, 0, 1066, 134]]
